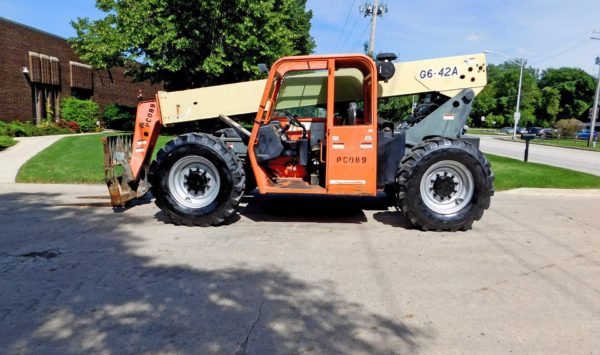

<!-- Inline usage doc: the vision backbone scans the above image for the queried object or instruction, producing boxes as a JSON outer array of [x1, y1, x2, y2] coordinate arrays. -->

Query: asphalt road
[[1, 183, 599, 354], [479, 136, 600, 176]]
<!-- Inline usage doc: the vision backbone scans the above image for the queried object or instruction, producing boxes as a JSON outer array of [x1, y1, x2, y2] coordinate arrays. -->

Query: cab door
[[326, 58, 378, 196]]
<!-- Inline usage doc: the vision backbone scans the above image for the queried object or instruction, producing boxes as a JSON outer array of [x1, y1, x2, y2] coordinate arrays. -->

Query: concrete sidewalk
[[0, 135, 69, 183]]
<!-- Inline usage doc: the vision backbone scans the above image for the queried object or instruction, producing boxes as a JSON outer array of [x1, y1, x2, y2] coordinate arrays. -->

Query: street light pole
[[483, 51, 526, 140], [513, 59, 526, 141], [589, 56, 600, 147]]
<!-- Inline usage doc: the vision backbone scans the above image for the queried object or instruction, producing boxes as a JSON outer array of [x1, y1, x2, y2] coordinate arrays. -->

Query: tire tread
[[396, 137, 494, 231], [149, 133, 245, 226]]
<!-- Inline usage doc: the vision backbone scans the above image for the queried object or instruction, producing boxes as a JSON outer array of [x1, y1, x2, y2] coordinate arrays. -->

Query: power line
[[337, 13, 362, 52], [530, 38, 591, 65], [335, 0, 358, 51], [528, 29, 594, 61], [354, 19, 372, 51]]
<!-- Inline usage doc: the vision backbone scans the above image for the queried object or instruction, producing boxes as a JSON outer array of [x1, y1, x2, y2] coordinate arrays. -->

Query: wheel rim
[[419, 160, 474, 215], [168, 155, 221, 209]]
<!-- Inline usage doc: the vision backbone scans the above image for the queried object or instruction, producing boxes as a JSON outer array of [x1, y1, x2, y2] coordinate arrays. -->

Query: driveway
[[479, 136, 600, 176], [1, 183, 599, 354]]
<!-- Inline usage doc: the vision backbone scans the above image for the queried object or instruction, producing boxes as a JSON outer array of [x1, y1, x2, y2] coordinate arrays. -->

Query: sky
[[1, 0, 599, 75]]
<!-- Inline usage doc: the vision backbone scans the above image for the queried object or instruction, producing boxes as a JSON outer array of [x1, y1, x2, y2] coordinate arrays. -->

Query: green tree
[[71, 0, 315, 90], [377, 96, 413, 123], [536, 86, 561, 127], [471, 82, 497, 127], [492, 62, 540, 127], [538, 67, 595, 121]]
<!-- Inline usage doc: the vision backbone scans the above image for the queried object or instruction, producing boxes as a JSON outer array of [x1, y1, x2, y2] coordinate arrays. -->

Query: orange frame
[[248, 54, 379, 196]]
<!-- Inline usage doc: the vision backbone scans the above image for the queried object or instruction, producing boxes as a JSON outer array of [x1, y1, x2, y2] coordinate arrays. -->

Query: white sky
[[307, 0, 600, 75], [2, 0, 599, 75]]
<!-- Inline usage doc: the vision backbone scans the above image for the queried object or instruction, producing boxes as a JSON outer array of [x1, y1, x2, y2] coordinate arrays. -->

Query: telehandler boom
[[103, 52, 493, 231]]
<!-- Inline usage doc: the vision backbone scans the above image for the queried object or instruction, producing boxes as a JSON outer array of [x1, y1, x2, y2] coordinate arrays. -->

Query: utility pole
[[590, 34, 600, 147], [359, 1, 388, 57]]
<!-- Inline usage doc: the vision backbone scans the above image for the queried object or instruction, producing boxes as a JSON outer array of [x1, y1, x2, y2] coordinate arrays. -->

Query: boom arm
[[378, 53, 486, 98], [156, 53, 487, 125]]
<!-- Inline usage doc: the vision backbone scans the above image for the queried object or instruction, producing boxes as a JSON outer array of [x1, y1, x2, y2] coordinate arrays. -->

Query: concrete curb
[[500, 187, 600, 196]]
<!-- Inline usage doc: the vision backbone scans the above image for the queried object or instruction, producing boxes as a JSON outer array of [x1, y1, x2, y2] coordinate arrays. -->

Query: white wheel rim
[[419, 160, 474, 215], [168, 155, 221, 209]]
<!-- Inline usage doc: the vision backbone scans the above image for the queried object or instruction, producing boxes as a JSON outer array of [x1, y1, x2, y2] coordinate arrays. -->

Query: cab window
[[333, 67, 372, 125], [272, 70, 328, 119]]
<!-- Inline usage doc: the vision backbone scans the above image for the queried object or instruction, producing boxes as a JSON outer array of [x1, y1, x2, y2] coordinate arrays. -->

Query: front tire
[[396, 138, 494, 231], [149, 133, 245, 226]]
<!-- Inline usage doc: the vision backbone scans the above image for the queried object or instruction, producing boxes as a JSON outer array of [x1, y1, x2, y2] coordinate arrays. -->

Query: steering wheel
[[284, 110, 307, 139]]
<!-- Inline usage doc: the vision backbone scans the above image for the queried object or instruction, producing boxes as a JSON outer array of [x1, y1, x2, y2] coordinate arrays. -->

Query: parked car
[[541, 128, 558, 139], [528, 127, 544, 136], [515, 127, 528, 134], [575, 129, 598, 140], [499, 127, 513, 134]]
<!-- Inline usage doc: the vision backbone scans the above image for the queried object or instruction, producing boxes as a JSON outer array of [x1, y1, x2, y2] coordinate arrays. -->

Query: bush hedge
[[0, 120, 75, 137], [103, 103, 136, 131], [60, 97, 100, 132], [0, 135, 17, 150]]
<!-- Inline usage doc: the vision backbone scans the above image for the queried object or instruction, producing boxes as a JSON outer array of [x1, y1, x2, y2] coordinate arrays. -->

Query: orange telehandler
[[103, 52, 493, 231]]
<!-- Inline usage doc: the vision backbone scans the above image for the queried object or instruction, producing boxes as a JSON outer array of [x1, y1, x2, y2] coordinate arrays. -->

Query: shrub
[[103, 103, 136, 131], [0, 121, 73, 137], [555, 118, 583, 138], [0, 135, 17, 150], [60, 97, 100, 132], [56, 120, 80, 132], [8, 121, 36, 137], [0, 121, 10, 136]]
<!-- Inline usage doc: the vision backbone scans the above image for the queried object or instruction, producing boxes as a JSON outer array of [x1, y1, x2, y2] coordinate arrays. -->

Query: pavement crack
[[1, 248, 61, 259], [235, 300, 264, 355]]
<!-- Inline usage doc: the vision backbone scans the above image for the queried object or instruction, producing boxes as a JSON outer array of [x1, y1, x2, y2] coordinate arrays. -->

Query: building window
[[29, 52, 60, 85], [70, 61, 93, 90], [28, 52, 61, 123]]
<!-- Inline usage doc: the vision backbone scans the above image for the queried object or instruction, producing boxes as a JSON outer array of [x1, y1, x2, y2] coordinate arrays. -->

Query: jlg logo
[[337, 156, 367, 164]]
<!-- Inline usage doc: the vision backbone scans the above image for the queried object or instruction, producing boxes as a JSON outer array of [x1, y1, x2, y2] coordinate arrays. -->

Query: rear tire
[[149, 133, 245, 226], [396, 138, 494, 231]]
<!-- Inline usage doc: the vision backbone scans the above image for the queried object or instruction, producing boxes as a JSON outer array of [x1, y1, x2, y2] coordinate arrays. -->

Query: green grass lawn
[[485, 154, 600, 190], [16, 133, 600, 190], [530, 138, 600, 151], [467, 128, 505, 136], [16, 133, 172, 184]]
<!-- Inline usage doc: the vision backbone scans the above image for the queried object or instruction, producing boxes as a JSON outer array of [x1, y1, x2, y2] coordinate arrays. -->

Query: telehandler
[[103, 52, 494, 231]]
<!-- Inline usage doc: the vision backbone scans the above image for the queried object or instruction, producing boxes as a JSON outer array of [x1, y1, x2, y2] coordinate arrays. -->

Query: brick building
[[0, 17, 160, 123]]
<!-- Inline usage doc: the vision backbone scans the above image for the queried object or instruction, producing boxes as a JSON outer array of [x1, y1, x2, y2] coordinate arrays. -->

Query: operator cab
[[249, 54, 401, 196]]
